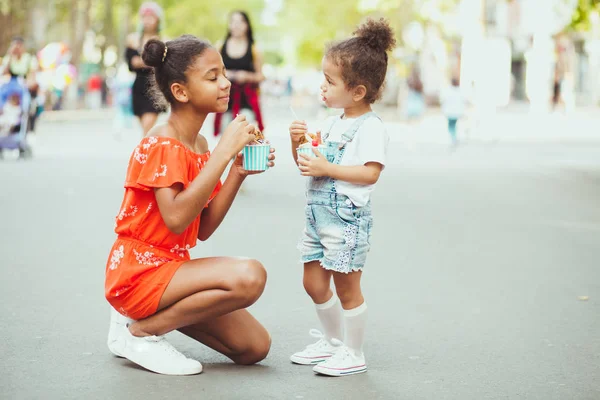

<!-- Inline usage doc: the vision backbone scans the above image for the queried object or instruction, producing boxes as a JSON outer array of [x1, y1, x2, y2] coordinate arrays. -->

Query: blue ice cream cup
[[243, 143, 270, 171]]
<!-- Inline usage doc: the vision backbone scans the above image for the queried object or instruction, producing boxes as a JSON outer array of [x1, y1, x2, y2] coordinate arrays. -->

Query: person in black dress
[[125, 2, 166, 136], [213, 11, 265, 137]]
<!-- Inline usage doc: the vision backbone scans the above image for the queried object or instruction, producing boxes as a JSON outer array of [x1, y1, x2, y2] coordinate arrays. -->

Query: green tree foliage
[[569, 0, 600, 31]]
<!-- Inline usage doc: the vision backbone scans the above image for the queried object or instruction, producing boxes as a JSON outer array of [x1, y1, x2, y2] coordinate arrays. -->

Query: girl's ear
[[353, 85, 367, 102], [171, 82, 188, 103]]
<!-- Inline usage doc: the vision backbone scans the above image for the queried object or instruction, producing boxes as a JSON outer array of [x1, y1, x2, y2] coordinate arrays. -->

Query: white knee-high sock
[[315, 294, 343, 343], [343, 302, 367, 356]]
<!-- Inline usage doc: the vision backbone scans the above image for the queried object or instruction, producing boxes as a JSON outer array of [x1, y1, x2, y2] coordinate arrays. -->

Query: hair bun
[[354, 18, 396, 53], [142, 38, 166, 68]]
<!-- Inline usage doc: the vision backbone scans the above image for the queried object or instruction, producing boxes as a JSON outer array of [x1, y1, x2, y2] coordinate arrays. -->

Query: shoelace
[[305, 329, 327, 350], [327, 338, 352, 362], [143, 335, 188, 359]]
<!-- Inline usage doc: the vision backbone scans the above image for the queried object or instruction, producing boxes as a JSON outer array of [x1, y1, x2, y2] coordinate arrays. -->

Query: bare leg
[[178, 309, 271, 365], [303, 260, 333, 304], [129, 257, 267, 337], [332, 271, 363, 310], [139, 112, 158, 136]]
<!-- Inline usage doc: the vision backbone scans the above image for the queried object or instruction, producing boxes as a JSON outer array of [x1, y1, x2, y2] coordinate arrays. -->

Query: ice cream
[[243, 126, 270, 171], [296, 132, 328, 158], [248, 126, 268, 145], [298, 132, 318, 147]]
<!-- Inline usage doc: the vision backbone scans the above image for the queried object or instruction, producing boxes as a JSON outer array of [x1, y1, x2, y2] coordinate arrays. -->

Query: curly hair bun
[[354, 18, 396, 53], [142, 38, 166, 68]]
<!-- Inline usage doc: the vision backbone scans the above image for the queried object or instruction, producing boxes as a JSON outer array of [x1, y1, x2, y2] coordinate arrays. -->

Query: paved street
[[1, 107, 600, 399]]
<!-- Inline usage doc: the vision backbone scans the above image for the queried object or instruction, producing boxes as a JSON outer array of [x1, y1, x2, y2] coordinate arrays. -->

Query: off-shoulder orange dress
[[105, 136, 221, 320]]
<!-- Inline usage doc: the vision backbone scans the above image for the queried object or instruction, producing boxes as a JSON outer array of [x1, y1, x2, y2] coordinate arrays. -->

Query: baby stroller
[[0, 77, 33, 159]]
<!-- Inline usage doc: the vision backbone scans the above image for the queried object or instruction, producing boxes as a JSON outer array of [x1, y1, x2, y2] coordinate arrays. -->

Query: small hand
[[297, 148, 329, 177], [236, 71, 250, 83], [226, 70, 239, 81], [289, 120, 307, 143], [231, 147, 276, 178], [218, 114, 255, 157]]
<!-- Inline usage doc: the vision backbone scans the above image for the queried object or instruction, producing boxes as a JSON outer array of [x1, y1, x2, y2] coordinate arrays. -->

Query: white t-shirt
[[441, 86, 466, 119], [319, 115, 389, 207]]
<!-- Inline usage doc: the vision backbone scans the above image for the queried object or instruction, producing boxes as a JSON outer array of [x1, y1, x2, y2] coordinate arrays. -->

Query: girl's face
[[320, 56, 353, 109], [142, 13, 159, 33], [179, 48, 231, 114], [229, 13, 248, 39]]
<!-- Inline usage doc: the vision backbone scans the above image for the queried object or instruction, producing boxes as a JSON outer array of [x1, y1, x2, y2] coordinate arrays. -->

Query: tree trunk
[[98, 0, 114, 70], [69, 0, 93, 66], [1, 0, 28, 54]]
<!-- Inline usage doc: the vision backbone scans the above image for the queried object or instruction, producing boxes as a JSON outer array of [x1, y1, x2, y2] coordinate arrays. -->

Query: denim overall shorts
[[298, 112, 378, 273]]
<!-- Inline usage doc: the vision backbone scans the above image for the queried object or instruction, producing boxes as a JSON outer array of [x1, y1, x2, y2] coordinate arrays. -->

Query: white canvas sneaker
[[312, 340, 367, 377], [290, 329, 340, 365], [120, 326, 203, 376], [107, 307, 133, 357]]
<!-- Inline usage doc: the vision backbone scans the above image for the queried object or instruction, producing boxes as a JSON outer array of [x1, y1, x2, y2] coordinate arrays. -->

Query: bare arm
[[154, 116, 255, 235], [129, 54, 146, 70], [250, 45, 265, 83], [197, 168, 245, 241], [298, 151, 383, 186], [126, 34, 147, 70], [1, 54, 10, 75], [324, 162, 382, 186], [154, 148, 233, 235]]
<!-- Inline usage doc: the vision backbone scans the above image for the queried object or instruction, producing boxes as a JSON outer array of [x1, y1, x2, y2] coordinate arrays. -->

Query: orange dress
[[105, 136, 221, 320]]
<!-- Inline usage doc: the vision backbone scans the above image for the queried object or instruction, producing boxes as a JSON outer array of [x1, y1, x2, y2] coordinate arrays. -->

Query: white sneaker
[[121, 327, 203, 376], [107, 307, 134, 357], [312, 340, 367, 377], [290, 329, 340, 365]]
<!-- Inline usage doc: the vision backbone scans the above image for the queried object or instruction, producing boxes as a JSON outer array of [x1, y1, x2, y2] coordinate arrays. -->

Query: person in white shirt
[[441, 77, 467, 145], [288, 18, 394, 377]]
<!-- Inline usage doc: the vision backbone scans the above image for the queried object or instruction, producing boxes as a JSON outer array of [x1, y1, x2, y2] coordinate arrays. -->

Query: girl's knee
[[303, 276, 330, 303], [335, 284, 363, 308], [234, 334, 271, 365], [231, 259, 267, 306]]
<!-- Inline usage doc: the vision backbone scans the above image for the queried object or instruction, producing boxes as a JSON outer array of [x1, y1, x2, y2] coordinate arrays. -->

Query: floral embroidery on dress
[[133, 146, 147, 164], [113, 287, 128, 297], [133, 249, 169, 266], [146, 202, 153, 213], [170, 244, 191, 257], [161, 140, 171, 145], [118, 205, 138, 220], [134, 137, 159, 164], [142, 136, 158, 150], [109, 245, 125, 270], [152, 165, 168, 181]]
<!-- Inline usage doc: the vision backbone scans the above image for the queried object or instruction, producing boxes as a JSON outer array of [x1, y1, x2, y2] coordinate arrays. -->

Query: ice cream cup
[[296, 145, 328, 159], [243, 143, 270, 171]]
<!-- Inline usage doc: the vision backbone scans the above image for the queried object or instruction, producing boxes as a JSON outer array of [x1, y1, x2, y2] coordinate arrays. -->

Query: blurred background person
[[125, 1, 166, 136], [1, 37, 38, 106], [111, 63, 135, 138], [213, 10, 265, 138], [404, 65, 425, 123], [441, 77, 467, 147]]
